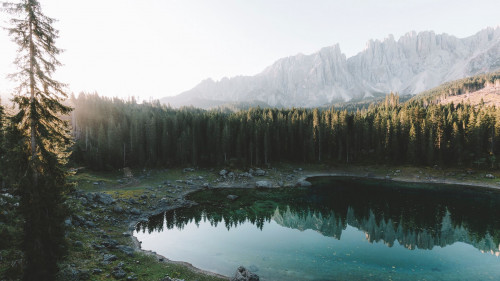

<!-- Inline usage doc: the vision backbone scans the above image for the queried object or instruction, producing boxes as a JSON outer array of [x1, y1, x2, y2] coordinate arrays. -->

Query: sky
[[0, 0, 499, 101]]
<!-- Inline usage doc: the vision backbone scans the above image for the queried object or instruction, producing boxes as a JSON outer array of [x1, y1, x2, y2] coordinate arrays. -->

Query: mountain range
[[162, 26, 500, 109]]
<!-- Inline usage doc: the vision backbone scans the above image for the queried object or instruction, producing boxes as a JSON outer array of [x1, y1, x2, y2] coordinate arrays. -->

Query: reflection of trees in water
[[274, 206, 500, 254], [136, 178, 500, 254]]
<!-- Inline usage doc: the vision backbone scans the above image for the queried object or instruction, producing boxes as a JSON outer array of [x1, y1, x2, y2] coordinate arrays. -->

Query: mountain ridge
[[162, 26, 500, 109]]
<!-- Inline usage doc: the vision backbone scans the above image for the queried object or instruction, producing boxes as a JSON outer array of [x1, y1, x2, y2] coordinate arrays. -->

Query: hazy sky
[[1, 0, 499, 100]]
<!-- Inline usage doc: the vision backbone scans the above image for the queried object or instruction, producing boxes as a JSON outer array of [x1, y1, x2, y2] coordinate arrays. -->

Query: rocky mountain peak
[[162, 27, 500, 109]]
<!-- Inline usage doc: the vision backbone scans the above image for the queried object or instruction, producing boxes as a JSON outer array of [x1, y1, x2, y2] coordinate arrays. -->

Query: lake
[[134, 177, 500, 280]]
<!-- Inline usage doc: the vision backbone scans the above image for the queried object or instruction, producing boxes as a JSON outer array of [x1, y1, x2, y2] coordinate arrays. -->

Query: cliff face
[[162, 27, 500, 108]]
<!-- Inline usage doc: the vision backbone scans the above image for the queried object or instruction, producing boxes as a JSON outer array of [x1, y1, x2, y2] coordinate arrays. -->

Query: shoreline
[[127, 168, 500, 280]]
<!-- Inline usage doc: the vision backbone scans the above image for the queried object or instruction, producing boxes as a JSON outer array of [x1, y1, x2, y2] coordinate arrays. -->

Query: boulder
[[129, 208, 141, 215], [183, 168, 195, 172], [161, 276, 185, 281], [256, 181, 272, 188], [94, 193, 115, 205], [254, 169, 266, 176], [219, 169, 228, 176], [102, 254, 117, 264], [227, 195, 239, 200], [231, 266, 259, 281], [295, 180, 312, 187], [112, 206, 124, 214], [112, 268, 127, 279], [485, 174, 495, 179], [117, 245, 135, 257]]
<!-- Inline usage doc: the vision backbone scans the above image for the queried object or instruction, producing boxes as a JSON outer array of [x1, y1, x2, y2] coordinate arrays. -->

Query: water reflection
[[136, 177, 500, 255]]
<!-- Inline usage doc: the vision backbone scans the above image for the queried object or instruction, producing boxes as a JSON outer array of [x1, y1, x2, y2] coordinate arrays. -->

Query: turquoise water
[[134, 177, 500, 280]]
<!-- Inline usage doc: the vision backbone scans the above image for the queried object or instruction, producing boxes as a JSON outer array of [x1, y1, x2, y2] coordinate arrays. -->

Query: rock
[[254, 169, 266, 176], [295, 180, 312, 187], [183, 168, 195, 172], [485, 174, 495, 179], [256, 181, 273, 188], [231, 266, 259, 281], [102, 254, 117, 264], [122, 232, 131, 237], [117, 245, 135, 257], [102, 239, 119, 249], [140, 194, 148, 199], [202, 182, 210, 188], [65, 218, 72, 226], [127, 275, 138, 280], [219, 169, 228, 176], [228, 172, 235, 178], [240, 172, 253, 178], [73, 241, 84, 247], [85, 220, 96, 228], [112, 268, 127, 279], [395, 169, 401, 173], [79, 269, 90, 280], [227, 195, 239, 200], [365, 172, 375, 178], [113, 206, 124, 214], [93, 268, 103, 274], [129, 208, 141, 215], [94, 193, 115, 205], [161, 276, 185, 281]]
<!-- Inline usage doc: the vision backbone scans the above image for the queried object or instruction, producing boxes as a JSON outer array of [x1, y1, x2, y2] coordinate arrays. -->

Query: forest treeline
[[71, 92, 500, 169], [412, 71, 500, 104]]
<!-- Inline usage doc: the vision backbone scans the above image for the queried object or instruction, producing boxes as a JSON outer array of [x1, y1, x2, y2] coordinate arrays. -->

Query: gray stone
[[227, 195, 239, 200], [64, 218, 72, 226], [93, 268, 103, 274], [113, 206, 124, 214], [112, 268, 127, 279], [231, 266, 259, 281], [183, 168, 195, 172], [254, 169, 266, 176], [295, 180, 312, 187], [228, 172, 235, 178], [129, 208, 141, 215], [102, 254, 117, 263], [485, 174, 495, 179], [256, 181, 273, 188], [161, 276, 185, 281], [73, 241, 83, 247], [94, 193, 115, 205], [140, 194, 148, 199], [102, 239, 119, 249], [219, 169, 228, 176], [117, 245, 135, 257]]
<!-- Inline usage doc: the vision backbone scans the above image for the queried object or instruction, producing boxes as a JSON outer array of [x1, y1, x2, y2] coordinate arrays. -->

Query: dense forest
[[71, 91, 500, 170]]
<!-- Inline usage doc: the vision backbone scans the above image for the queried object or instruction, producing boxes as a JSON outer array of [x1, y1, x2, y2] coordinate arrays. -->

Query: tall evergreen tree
[[4, 1, 72, 279]]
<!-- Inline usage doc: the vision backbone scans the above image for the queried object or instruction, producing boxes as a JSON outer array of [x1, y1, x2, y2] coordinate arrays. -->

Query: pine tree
[[4, 1, 72, 279]]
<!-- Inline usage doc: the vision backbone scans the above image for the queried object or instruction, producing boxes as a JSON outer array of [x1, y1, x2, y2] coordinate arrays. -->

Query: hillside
[[410, 70, 500, 105]]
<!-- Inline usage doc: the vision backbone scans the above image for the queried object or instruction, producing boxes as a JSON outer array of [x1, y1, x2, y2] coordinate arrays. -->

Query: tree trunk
[[29, 16, 37, 186]]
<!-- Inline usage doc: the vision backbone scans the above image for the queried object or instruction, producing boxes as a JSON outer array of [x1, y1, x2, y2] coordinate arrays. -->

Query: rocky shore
[[56, 164, 500, 280]]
